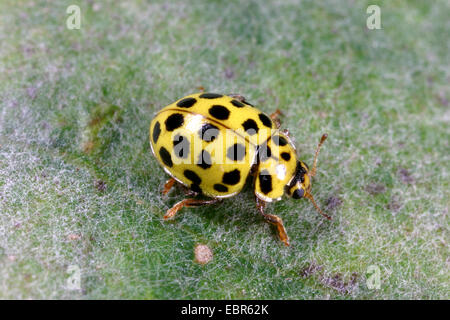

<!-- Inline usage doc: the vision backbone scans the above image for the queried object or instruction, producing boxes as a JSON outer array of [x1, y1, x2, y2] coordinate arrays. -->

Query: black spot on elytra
[[173, 134, 190, 159], [152, 121, 161, 143], [184, 169, 201, 185], [200, 93, 223, 99], [213, 184, 228, 192], [198, 123, 220, 142], [230, 99, 245, 108], [290, 161, 306, 188], [258, 142, 271, 162], [272, 135, 287, 146], [197, 150, 212, 169], [222, 169, 240, 185], [292, 188, 304, 199], [258, 113, 272, 128], [281, 152, 291, 161], [209, 105, 230, 120], [226, 143, 246, 161], [176, 97, 197, 108], [259, 170, 273, 194], [159, 147, 173, 167], [165, 113, 184, 131], [242, 119, 259, 135]]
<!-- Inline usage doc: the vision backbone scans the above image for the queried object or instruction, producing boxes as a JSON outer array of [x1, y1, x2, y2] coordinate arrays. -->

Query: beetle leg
[[164, 198, 222, 220], [270, 109, 283, 128], [179, 184, 199, 197], [255, 197, 290, 246], [228, 93, 246, 102], [228, 94, 255, 107], [281, 128, 291, 137], [162, 178, 199, 197], [162, 178, 177, 195]]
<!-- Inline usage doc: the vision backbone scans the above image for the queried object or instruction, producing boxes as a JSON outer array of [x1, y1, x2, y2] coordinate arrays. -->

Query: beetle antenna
[[309, 133, 328, 177], [305, 192, 332, 220]]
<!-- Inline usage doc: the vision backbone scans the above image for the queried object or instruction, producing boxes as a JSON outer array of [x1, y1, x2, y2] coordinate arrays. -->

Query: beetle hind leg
[[164, 198, 222, 220], [256, 197, 290, 246]]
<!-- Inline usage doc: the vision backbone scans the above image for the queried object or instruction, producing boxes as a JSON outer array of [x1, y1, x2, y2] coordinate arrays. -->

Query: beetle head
[[286, 134, 331, 220]]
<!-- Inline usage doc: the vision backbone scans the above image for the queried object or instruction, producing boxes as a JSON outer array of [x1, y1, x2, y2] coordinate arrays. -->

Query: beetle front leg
[[255, 197, 290, 246]]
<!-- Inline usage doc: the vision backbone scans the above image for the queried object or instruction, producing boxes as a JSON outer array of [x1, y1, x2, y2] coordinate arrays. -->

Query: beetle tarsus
[[256, 197, 290, 246], [164, 198, 221, 220]]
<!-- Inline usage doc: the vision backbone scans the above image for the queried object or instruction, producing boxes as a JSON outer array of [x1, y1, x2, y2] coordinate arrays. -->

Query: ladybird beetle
[[149, 93, 330, 246]]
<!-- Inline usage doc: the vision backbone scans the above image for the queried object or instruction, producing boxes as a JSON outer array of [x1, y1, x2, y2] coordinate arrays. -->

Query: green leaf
[[0, 0, 448, 299]]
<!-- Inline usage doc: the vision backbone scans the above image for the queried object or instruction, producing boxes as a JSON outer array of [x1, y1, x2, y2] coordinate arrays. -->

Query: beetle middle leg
[[164, 198, 222, 220], [255, 197, 290, 246], [162, 178, 198, 197]]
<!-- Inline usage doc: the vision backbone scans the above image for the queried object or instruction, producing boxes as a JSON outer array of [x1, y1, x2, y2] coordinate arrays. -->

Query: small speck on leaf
[[95, 179, 107, 192], [67, 234, 81, 241], [224, 68, 234, 79], [320, 272, 359, 295], [387, 196, 403, 212], [326, 196, 342, 210], [436, 93, 448, 107], [194, 244, 213, 265], [299, 262, 323, 278], [26, 86, 37, 99], [398, 168, 414, 184], [365, 183, 386, 195], [317, 111, 328, 119]]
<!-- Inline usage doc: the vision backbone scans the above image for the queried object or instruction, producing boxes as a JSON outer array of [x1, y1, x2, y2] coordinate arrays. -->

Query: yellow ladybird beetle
[[149, 92, 331, 246]]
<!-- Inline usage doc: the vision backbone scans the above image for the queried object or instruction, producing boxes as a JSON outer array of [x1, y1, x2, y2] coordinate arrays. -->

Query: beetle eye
[[292, 188, 304, 199]]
